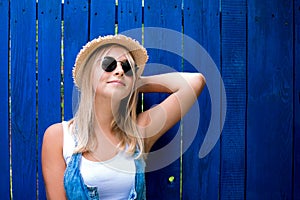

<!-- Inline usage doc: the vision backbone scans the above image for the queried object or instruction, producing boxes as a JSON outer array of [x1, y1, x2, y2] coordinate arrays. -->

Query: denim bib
[[63, 151, 146, 200]]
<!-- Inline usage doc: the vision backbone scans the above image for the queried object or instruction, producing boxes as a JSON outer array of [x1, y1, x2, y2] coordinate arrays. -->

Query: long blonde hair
[[70, 44, 144, 157]]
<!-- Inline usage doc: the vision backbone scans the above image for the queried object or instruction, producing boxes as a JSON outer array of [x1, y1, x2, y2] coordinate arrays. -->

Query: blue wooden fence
[[0, 0, 299, 199]]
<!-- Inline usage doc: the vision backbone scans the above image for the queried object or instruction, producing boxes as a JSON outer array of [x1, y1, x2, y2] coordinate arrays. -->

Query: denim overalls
[[63, 150, 146, 200]]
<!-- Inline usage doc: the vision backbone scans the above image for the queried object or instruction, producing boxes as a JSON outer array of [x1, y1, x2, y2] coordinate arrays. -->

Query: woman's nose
[[113, 62, 124, 76]]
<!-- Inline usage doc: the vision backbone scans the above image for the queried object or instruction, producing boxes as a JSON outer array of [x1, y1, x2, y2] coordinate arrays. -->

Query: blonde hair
[[70, 44, 144, 158]]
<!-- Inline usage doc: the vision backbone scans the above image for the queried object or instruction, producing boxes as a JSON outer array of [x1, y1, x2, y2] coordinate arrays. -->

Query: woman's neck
[[93, 95, 120, 134]]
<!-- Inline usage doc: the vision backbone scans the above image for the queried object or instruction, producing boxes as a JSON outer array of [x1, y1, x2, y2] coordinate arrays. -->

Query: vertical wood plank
[[90, 0, 115, 39], [247, 0, 293, 199], [182, 0, 221, 199], [64, 0, 89, 120], [10, 0, 37, 199], [144, 0, 182, 199], [220, 0, 247, 199], [294, 0, 300, 198], [118, 0, 142, 35], [0, 0, 10, 199], [38, 0, 62, 199]]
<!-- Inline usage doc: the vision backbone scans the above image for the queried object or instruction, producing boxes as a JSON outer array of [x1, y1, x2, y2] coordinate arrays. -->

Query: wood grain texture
[[143, 0, 182, 199], [294, 0, 300, 199], [37, 0, 62, 199], [90, 0, 116, 39], [182, 0, 221, 199], [63, 0, 89, 120], [220, 0, 247, 199], [0, 0, 10, 199], [118, 0, 142, 37], [10, 0, 37, 199], [247, 0, 293, 199]]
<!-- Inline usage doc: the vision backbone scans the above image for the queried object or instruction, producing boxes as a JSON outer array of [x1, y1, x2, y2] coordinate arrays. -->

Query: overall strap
[[134, 151, 146, 200], [63, 153, 90, 200], [63, 123, 93, 199]]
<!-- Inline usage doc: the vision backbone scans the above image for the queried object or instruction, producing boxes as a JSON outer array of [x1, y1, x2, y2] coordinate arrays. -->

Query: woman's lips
[[107, 80, 125, 86]]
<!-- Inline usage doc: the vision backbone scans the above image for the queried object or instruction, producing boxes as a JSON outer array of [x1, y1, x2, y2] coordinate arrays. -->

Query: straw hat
[[72, 34, 148, 88]]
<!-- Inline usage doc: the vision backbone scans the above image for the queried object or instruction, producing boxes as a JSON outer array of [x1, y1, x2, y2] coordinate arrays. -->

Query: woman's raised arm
[[136, 72, 206, 152]]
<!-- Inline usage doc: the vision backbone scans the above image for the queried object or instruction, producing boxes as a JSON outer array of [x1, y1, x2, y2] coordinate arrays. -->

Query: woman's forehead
[[105, 45, 132, 60]]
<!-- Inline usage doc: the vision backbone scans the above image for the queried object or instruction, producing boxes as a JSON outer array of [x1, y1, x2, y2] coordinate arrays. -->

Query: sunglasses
[[101, 56, 136, 76]]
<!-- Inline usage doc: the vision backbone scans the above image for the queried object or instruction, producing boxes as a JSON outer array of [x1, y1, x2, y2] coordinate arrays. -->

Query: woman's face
[[92, 46, 136, 101]]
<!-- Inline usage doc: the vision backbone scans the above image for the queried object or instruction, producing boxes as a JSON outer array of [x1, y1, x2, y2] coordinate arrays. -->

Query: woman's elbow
[[192, 73, 206, 96]]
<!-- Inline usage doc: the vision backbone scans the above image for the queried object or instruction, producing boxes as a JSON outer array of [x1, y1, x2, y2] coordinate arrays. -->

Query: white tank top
[[62, 121, 136, 200]]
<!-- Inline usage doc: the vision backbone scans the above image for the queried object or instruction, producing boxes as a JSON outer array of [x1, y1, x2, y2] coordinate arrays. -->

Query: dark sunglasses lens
[[102, 57, 117, 72], [122, 61, 134, 76]]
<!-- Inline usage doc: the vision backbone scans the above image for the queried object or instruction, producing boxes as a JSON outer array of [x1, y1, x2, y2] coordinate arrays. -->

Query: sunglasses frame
[[101, 56, 137, 77]]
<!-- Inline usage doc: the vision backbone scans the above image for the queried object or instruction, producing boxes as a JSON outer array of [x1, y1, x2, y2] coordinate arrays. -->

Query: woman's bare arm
[[41, 123, 67, 200], [136, 72, 206, 152]]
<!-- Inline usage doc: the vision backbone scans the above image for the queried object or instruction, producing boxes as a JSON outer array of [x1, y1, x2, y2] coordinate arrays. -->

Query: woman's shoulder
[[45, 121, 73, 135], [43, 121, 76, 157], [46, 122, 63, 133], [43, 122, 64, 148]]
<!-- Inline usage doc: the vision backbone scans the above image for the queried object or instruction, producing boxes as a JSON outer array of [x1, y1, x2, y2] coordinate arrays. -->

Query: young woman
[[42, 34, 205, 200]]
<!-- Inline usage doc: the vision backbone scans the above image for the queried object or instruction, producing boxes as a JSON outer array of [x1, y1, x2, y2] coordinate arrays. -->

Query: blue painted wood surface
[[118, 0, 142, 37], [10, 0, 37, 199], [37, 0, 62, 199], [182, 0, 221, 199], [90, 0, 116, 39], [247, 0, 294, 199], [63, 0, 89, 120], [0, 0, 10, 199], [294, 1, 300, 199], [220, 0, 247, 199]]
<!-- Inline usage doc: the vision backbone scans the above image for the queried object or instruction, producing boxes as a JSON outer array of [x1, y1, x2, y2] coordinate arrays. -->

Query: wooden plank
[[182, 0, 220, 199], [0, 0, 10, 199], [247, 0, 293, 199], [37, 0, 62, 199], [10, 0, 37, 198], [63, 0, 89, 120], [143, 0, 182, 199], [90, 0, 115, 39], [220, 0, 247, 199], [118, 0, 142, 36], [294, 0, 300, 199]]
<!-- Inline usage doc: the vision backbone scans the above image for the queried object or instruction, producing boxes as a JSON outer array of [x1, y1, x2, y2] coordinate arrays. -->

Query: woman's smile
[[107, 79, 126, 86]]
